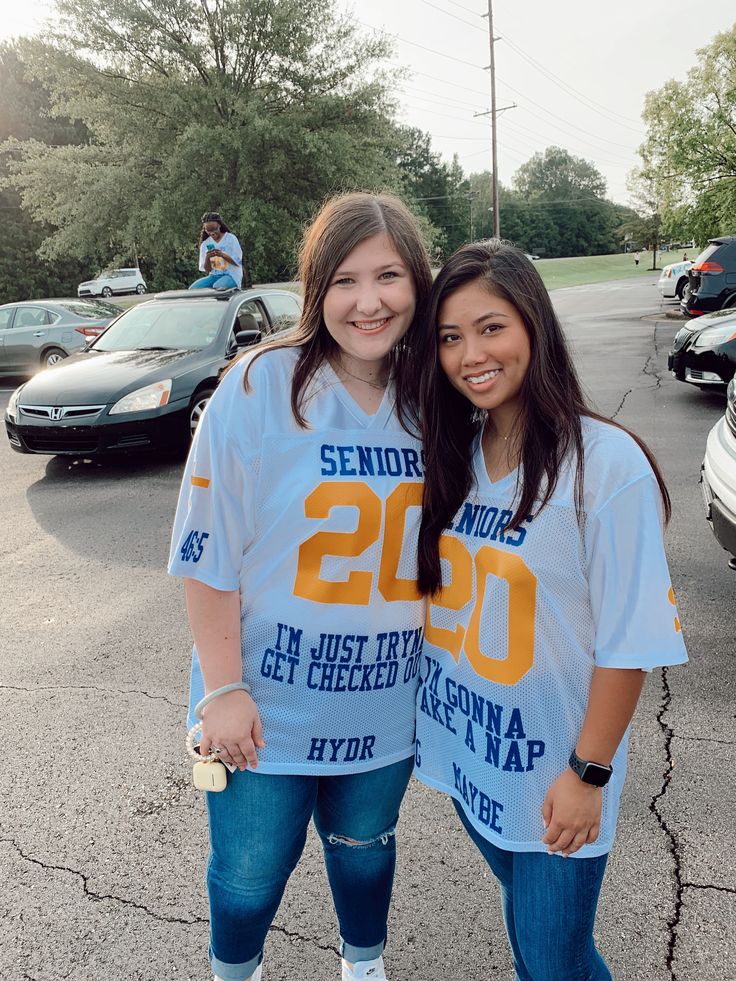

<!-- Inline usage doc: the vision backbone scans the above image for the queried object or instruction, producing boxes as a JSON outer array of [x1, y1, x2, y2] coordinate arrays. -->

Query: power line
[[500, 30, 646, 130]]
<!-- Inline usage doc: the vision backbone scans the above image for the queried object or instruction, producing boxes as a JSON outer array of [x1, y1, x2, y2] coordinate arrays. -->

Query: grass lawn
[[90, 250, 686, 306], [533, 250, 684, 291]]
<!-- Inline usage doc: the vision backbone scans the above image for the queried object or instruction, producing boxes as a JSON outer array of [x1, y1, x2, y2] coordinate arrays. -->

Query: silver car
[[0, 299, 121, 376]]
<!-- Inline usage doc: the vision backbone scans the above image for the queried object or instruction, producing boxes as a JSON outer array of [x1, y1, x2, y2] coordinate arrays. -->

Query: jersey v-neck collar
[[473, 429, 520, 494], [318, 360, 395, 430]]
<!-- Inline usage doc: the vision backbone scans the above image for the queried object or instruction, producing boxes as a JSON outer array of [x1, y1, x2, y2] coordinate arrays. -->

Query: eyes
[[330, 270, 402, 287], [439, 323, 503, 345]]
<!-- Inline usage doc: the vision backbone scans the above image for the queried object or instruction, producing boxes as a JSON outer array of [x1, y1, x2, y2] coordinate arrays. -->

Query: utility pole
[[485, 0, 499, 238], [476, 4, 514, 238]]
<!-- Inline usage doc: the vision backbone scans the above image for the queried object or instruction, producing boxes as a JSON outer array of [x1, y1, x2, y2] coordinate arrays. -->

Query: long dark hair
[[243, 191, 433, 428], [412, 239, 671, 596], [199, 211, 232, 245]]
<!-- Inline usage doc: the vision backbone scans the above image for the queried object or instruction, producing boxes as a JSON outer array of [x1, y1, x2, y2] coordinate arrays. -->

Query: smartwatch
[[568, 750, 613, 787]]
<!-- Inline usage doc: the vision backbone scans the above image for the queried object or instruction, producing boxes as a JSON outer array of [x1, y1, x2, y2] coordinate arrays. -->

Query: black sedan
[[668, 307, 736, 390], [5, 288, 302, 456]]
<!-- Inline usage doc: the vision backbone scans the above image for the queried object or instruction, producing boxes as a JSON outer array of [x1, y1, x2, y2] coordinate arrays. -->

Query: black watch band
[[568, 750, 613, 787]]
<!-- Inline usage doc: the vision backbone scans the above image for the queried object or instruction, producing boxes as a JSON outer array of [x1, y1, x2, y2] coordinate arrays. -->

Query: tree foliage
[[3, 0, 406, 288], [640, 23, 736, 243]]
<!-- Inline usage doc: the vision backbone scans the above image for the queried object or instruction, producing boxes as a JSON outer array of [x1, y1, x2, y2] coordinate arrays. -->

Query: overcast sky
[[2, 0, 734, 205]]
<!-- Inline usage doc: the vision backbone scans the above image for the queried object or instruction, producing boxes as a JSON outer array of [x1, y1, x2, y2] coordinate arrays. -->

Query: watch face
[[582, 762, 611, 787]]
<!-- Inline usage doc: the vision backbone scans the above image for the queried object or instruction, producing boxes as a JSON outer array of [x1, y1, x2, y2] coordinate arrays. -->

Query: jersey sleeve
[[585, 474, 688, 670], [168, 398, 257, 591], [198, 241, 207, 273], [225, 234, 242, 269]]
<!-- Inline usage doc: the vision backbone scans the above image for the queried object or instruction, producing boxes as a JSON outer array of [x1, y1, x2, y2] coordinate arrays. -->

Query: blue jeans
[[455, 801, 612, 981], [206, 757, 414, 981], [189, 272, 238, 290]]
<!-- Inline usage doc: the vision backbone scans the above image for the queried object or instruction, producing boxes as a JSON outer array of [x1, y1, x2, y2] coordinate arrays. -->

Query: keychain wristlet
[[187, 682, 252, 793], [194, 681, 252, 720]]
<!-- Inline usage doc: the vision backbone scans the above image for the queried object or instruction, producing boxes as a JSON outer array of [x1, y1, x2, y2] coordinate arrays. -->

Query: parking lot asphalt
[[0, 275, 734, 981]]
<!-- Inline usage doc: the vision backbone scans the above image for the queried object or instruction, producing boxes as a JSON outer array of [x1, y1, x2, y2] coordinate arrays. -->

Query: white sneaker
[[214, 965, 262, 981], [342, 956, 387, 980]]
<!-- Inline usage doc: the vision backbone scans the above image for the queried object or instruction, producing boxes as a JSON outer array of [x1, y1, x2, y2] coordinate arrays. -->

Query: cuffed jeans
[[455, 801, 612, 981], [189, 272, 238, 290], [206, 756, 414, 981]]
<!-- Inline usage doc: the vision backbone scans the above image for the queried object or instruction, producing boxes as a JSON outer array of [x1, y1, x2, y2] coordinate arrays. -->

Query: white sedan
[[702, 378, 736, 569], [658, 259, 692, 300]]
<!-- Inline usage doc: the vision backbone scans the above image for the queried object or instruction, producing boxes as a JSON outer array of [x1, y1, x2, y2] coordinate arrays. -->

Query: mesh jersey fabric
[[168, 347, 425, 775], [414, 417, 688, 856]]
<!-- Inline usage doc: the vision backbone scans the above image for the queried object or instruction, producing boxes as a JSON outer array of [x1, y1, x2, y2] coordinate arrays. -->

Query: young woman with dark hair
[[409, 239, 687, 980], [169, 192, 432, 981], [190, 212, 243, 290]]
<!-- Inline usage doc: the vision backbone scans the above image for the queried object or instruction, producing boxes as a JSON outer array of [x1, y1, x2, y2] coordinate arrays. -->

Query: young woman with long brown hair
[[410, 239, 687, 980], [169, 192, 432, 981]]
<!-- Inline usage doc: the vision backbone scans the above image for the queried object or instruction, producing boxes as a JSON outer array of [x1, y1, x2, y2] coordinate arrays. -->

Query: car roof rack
[[152, 288, 246, 301]]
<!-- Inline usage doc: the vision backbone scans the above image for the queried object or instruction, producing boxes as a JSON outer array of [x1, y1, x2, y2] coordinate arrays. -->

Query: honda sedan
[[5, 288, 302, 456]]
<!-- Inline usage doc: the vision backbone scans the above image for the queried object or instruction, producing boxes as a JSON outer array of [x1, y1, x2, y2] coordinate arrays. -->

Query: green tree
[[641, 23, 736, 243], [508, 146, 619, 257], [3, 0, 406, 286], [513, 146, 607, 201], [0, 42, 89, 301]]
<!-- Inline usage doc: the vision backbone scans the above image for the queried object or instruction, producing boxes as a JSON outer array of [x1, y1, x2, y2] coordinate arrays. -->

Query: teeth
[[353, 318, 390, 331], [467, 369, 500, 384]]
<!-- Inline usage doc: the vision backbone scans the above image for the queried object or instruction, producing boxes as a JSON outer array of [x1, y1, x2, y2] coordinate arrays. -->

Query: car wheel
[[681, 283, 692, 304], [101, 287, 113, 297], [675, 278, 687, 300], [721, 293, 736, 311], [189, 389, 214, 439], [42, 347, 67, 368], [135, 284, 146, 294]]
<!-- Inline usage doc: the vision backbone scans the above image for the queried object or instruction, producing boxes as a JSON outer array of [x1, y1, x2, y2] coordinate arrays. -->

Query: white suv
[[702, 378, 736, 569], [78, 268, 147, 298]]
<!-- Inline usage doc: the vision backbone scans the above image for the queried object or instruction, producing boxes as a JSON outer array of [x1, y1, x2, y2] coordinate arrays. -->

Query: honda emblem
[[50, 407, 63, 421]]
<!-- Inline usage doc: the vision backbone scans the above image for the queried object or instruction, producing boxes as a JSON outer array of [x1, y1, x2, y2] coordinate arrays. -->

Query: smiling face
[[437, 279, 531, 426], [322, 233, 417, 374]]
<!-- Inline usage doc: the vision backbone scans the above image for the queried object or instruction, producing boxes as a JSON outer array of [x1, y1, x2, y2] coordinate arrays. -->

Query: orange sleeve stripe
[[191, 476, 211, 488]]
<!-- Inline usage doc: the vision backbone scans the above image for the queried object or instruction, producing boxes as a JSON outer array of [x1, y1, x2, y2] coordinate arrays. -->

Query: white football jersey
[[414, 417, 688, 856], [168, 347, 425, 774]]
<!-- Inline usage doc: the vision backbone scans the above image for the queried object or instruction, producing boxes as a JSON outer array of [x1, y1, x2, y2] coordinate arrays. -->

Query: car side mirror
[[235, 329, 261, 347]]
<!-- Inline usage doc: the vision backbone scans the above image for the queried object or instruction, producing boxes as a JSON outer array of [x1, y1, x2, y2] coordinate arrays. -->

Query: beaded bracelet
[[194, 681, 252, 721]]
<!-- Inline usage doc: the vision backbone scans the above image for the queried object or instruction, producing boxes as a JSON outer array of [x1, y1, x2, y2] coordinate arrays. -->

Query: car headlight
[[692, 325, 736, 349], [6, 386, 23, 420], [109, 379, 172, 414]]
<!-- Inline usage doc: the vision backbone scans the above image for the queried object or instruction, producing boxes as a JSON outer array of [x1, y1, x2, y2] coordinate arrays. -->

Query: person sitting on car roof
[[190, 212, 243, 291]]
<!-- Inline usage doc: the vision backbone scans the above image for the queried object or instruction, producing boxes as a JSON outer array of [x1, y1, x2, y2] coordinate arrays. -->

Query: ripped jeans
[[205, 756, 414, 981]]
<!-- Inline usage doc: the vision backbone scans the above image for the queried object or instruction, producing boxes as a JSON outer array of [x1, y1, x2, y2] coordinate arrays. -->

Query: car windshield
[[91, 300, 224, 352], [59, 300, 121, 319]]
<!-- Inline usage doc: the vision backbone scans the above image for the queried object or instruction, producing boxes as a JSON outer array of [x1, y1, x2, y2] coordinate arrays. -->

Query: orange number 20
[[425, 536, 537, 686], [294, 481, 422, 606]]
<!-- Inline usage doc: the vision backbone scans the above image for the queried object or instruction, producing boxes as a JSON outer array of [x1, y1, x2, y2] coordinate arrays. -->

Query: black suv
[[681, 236, 736, 317]]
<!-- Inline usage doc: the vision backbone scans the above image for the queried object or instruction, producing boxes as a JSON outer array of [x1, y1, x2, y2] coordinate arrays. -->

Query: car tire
[[136, 284, 146, 294], [189, 389, 214, 439], [675, 278, 687, 300], [101, 287, 113, 297], [42, 347, 67, 368], [721, 293, 736, 311]]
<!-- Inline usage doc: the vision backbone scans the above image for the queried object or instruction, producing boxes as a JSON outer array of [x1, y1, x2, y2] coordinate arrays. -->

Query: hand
[[541, 768, 602, 857], [208, 248, 223, 258], [199, 689, 266, 771]]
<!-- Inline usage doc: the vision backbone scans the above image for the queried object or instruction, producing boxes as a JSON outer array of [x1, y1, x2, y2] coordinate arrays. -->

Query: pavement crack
[[611, 388, 633, 419], [1, 837, 207, 926], [269, 922, 340, 957], [682, 882, 736, 896], [649, 666, 683, 981], [672, 734, 733, 745], [0, 683, 186, 711]]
